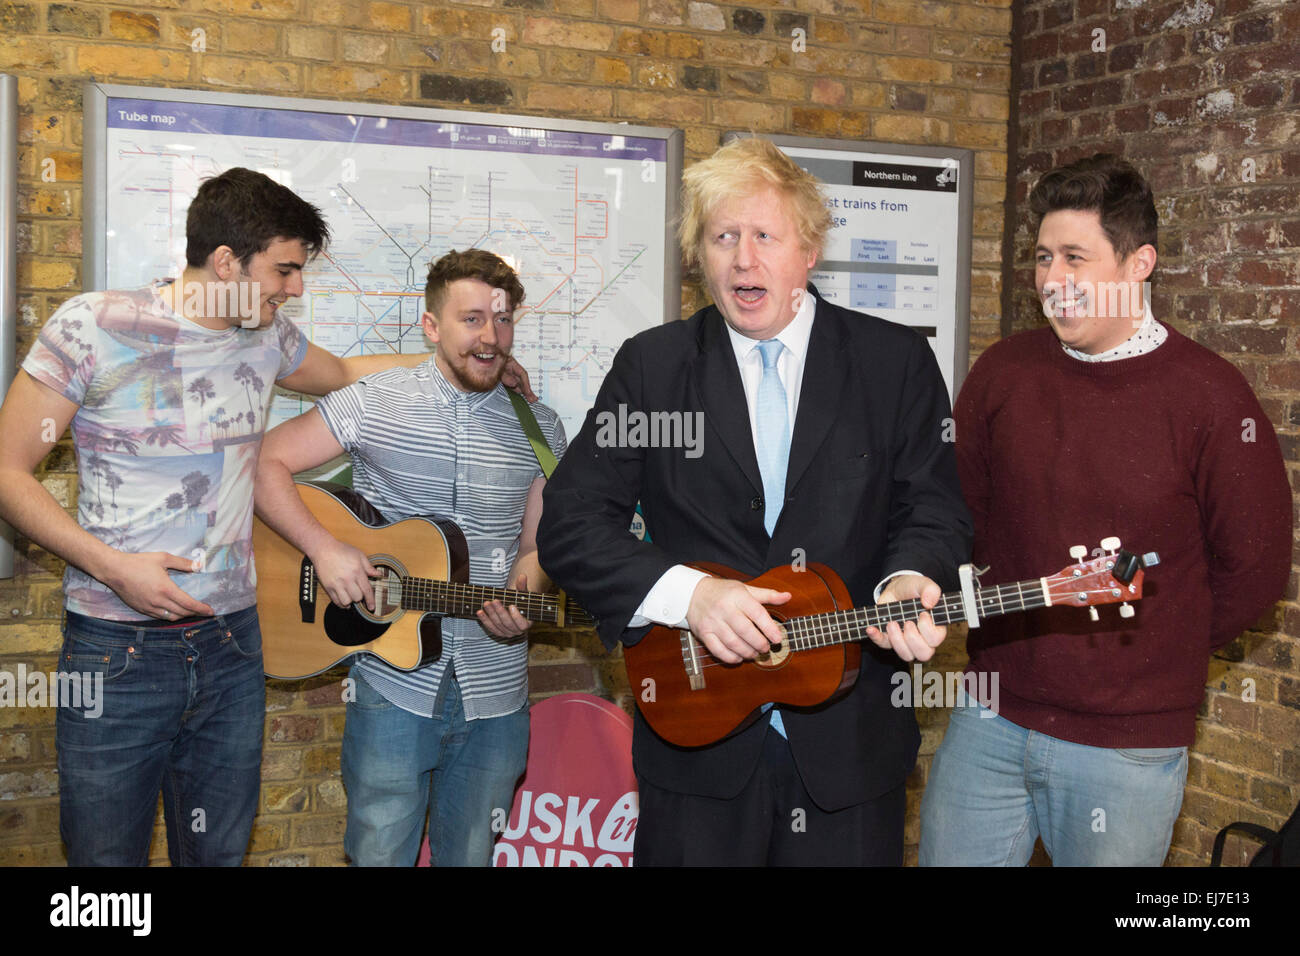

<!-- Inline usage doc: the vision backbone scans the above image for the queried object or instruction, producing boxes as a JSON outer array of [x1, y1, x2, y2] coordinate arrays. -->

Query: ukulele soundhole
[[752, 639, 791, 670], [356, 556, 406, 624]]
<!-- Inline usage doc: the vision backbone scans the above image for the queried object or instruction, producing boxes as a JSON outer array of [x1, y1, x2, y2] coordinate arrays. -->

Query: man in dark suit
[[538, 137, 971, 865]]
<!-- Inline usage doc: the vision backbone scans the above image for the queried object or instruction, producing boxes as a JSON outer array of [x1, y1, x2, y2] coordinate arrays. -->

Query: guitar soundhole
[[356, 558, 405, 624]]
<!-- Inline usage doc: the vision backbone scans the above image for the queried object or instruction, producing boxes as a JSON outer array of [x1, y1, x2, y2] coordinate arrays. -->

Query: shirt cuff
[[630, 565, 711, 628], [874, 570, 922, 602]]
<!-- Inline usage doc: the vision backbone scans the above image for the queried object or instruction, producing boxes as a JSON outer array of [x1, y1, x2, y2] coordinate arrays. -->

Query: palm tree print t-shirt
[[22, 286, 308, 621]]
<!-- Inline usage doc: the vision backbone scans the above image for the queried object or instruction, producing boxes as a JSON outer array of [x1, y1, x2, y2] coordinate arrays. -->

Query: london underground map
[[92, 90, 678, 439]]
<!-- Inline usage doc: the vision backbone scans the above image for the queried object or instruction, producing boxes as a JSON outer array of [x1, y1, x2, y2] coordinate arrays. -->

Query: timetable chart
[[845, 238, 940, 313], [809, 241, 940, 318]]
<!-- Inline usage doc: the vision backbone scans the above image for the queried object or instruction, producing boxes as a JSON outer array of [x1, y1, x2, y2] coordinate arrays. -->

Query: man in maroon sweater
[[920, 154, 1291, 866]]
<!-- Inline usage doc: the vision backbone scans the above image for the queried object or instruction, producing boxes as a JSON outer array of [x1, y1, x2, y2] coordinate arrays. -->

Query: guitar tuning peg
[[1088, 607, 1099, 622], [1100, 536, 1121, 553], [1069, 545, 1088, 562], [1119, 603, 1135, 619]]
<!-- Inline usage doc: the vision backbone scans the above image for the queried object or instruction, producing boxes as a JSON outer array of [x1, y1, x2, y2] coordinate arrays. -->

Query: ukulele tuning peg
[[1069, 545, 1088, 562], [1100, 536, 1121, 553], [1119, 603, 1135, 619], [1088, 607, 1099, 622]]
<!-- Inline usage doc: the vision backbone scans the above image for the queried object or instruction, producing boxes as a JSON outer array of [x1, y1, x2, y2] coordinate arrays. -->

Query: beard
[[440, 348, 508, 393]]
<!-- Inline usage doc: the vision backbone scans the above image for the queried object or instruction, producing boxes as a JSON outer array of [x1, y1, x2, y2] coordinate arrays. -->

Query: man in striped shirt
[[256, 249, 566, 866]]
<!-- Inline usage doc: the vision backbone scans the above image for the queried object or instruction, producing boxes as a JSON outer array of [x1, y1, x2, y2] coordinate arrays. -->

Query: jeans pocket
[[60, 634, 134, 683], [1114, 746, 1187, 765], [347, 670, 394, 712], [223, 619, 264, 659]]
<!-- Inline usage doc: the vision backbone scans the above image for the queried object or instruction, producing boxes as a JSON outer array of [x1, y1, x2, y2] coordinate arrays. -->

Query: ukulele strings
[[679, 580, 1054, 670]]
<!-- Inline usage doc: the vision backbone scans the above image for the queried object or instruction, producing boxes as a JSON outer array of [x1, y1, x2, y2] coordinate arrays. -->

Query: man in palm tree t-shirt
[[0, 168, 448, 865]]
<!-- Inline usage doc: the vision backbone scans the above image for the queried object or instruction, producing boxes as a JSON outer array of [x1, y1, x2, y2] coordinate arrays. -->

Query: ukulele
[[622, 540, 1157, 747]]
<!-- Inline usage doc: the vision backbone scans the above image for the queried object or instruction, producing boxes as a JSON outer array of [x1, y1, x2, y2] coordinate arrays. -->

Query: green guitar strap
[[508, 391, 651, 543], [508, 390, 558, 479]]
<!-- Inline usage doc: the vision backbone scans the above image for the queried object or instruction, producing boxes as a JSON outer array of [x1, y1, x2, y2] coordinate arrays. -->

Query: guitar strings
[[382, 574, 596, 626], [398, 576, 558, 620]]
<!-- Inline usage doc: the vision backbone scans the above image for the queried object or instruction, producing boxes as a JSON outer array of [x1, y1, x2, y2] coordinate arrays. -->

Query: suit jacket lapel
[[690, 309, 763, 495], [786, 300, 849, 495]]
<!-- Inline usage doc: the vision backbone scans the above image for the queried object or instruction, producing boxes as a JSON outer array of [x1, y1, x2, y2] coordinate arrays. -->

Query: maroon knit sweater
[[954, 324, 1291, 747]]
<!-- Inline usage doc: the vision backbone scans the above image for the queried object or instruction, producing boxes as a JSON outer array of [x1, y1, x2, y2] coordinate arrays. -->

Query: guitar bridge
[[682, 630, 706, 691], [299, 556, 316, 624]]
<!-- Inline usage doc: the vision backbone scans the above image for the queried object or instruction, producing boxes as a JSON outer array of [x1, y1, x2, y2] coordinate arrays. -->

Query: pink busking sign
[[419, 692, 638, 867]]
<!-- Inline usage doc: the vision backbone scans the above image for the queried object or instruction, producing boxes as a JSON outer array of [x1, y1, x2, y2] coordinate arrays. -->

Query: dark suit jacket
[[538, 297, 971, 811]]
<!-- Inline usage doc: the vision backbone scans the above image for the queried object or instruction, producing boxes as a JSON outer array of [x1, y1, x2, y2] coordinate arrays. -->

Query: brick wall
[[0, 0, 1013, 865], [1010, 0, 1300, 866]]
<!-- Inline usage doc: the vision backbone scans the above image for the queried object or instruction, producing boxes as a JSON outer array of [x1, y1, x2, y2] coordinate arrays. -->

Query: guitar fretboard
[[393, 576, 597, 628]]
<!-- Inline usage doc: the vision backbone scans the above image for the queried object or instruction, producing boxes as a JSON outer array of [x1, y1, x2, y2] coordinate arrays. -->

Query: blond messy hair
[[678, 137, 832, 270]]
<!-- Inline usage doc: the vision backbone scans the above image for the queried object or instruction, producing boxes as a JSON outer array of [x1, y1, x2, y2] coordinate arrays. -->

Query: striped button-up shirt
[[315, 358, 566, 719]]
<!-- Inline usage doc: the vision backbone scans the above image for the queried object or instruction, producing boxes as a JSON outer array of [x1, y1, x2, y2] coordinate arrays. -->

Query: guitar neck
[[397, 576, 597, 628], [782, 577, 1048, 651]]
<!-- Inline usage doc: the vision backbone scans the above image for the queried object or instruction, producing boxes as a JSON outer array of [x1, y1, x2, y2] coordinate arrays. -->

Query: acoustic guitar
[[253, 481, 595, 679], [622, 542, 1157, 748]]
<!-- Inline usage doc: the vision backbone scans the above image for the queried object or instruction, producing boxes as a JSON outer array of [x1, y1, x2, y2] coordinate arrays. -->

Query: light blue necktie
[[754, 339, 789, 537], [755, 339, 790, 737]]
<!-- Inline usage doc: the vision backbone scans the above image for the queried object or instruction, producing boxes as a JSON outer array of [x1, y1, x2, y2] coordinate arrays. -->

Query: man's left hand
[[478, 573, 536, 638], [502, 358, 537, 402], [866, 573, 946, 662]]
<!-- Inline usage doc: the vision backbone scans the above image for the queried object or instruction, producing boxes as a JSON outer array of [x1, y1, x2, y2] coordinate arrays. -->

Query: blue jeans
[[919, 699, 1187, 866], [56, 607, 266, 866], [341, 665, 529, 867]]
